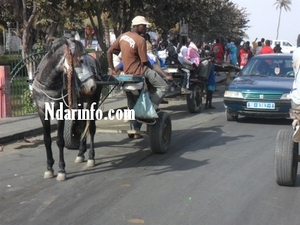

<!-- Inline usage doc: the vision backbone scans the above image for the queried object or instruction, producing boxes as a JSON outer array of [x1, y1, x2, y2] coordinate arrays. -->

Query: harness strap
[[32, 79, 68, 101]]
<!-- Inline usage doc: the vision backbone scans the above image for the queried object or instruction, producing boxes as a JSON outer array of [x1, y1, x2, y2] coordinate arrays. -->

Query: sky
[[233, 0, 300, 46]]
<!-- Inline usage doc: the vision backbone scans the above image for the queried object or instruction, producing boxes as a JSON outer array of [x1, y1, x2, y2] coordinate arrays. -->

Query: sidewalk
[[0, 72, 227, 145]]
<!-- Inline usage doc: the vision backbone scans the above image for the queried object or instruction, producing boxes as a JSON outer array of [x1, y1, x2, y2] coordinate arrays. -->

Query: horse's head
[[65, 40, 97, 95]]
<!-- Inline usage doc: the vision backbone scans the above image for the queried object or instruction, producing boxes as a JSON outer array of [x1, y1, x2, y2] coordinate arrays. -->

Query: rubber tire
[[148, 112, 172, 154], [186, 84, 202, 113], [225, 109, 238, 121], [64, 119, 81, 150], [274, 129, 298, 186]]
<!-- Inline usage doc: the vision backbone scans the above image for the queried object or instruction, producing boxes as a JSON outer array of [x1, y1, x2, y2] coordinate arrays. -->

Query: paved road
[[1, 86, 300, 225]]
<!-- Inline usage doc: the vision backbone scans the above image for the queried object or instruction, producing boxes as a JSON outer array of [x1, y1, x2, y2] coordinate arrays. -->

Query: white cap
[[131, 16, 151, 27]]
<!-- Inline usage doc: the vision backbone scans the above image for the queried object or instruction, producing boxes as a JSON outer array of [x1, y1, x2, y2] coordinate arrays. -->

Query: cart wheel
[[274, 129, 299, 186], [225, 109, 238, 121], [64, 119, 83, 149], [186, 84, 202, 113], [148, 112, 172, 154]]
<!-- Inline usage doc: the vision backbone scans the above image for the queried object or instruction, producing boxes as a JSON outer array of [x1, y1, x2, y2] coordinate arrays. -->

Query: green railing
[[1, 50, 110, 117]]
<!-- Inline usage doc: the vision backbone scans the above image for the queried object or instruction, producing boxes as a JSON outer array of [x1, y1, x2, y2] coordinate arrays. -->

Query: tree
[[274, 0, 291, 39]]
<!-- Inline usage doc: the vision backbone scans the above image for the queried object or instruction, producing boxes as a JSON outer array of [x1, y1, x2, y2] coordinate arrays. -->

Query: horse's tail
[[81, 120, 90, 141]]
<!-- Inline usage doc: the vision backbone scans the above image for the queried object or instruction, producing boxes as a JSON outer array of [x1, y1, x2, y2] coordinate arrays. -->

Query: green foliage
[[21, 89, 37, 114], [0, 0, 250, 54]]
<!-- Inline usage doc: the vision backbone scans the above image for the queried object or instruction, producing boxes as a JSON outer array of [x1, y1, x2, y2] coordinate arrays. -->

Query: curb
[[0, 106, 127, 145]]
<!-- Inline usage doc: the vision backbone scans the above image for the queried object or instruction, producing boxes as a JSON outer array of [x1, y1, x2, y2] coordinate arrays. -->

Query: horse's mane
[[72, 40, 86, 66], [49, 37, 69, 56]]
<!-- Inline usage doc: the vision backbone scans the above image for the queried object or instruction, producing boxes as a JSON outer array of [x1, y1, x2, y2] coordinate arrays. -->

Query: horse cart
[[161, 58, 241, 113], [274, 109, 300, 186], [32, 37, 241, 181], [162, 63, 207, 113], [64, 74, 172, 154]]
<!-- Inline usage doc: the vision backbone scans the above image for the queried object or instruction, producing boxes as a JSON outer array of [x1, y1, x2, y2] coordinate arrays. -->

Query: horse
[[32, 37, 103, 181]]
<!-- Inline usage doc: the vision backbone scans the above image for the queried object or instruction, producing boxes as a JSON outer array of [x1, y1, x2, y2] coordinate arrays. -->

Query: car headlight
[[224, 91, 243, 98], [280, 93, 291, 100]]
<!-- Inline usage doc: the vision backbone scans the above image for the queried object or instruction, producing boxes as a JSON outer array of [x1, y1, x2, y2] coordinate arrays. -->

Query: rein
[[32, 79, 68, 101], [64, 45, 74, 110]]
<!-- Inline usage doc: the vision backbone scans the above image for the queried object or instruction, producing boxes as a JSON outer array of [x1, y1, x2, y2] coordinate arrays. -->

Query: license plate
[[246, 102, 275, 109]]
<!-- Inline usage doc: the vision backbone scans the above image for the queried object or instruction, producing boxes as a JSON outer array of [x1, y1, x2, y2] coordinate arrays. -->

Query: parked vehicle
[[223, 54, 294, 121], [270, 40, 296, 53]]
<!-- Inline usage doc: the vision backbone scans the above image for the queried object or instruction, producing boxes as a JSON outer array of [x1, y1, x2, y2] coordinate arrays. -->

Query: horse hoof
[[87, 159, 95, 167], [44, 170, 54, 179], [75, 156, 85, 163], [56, 172, 66, 181]]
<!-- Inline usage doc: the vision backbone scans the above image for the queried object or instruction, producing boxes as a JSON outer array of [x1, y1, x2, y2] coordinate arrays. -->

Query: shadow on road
[[64, 122, 253, 179]]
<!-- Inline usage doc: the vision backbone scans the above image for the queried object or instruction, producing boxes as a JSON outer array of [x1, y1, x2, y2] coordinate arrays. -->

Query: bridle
[[33, 39, 95, 110]]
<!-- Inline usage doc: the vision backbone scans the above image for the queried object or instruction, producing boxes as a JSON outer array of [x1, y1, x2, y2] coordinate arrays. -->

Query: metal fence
[[8, 52, 46, 116], [1, 45, 115, 117]]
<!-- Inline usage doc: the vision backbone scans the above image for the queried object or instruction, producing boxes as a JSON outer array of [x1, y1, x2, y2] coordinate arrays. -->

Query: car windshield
[[239, 56, 294, 77]]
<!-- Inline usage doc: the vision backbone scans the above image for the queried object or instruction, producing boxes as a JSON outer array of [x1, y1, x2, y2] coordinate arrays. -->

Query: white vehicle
[[270, 40, 297, 53]]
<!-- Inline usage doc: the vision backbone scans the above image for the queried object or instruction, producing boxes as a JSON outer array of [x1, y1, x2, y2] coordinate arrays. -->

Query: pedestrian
[[225, 39, 232, 63], [211, 38, 224, 64], [205, 52, 216, 109], [273, 44, 282, 53], [255, 41, 262, 55], [228, 40, 238, 66], [260, 40, 274, 54], [107, 15, 170, 138], [238, 42, 251, 69], [252, 38, 258, 54], [261, 38, 266, 47]]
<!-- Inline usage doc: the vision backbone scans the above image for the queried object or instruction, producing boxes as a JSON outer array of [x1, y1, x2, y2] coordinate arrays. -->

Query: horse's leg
[[75, 120, 87, 163], [87, 119, 96, 167], [75, 138, 87, 163], [56, 119, 67, 181], [39, 111, 55, 179]]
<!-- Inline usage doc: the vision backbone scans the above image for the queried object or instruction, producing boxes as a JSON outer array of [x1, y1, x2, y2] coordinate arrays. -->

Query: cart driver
[[107, 16, 169, 137], [289, 46, 300, 142]]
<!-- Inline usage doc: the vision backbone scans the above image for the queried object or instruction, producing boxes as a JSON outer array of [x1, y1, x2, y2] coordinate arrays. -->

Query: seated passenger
[[256, 61, 270, 75], [187, 39, 200, 67], [157, 41, 168, 67], [177, 36, 194, 94]]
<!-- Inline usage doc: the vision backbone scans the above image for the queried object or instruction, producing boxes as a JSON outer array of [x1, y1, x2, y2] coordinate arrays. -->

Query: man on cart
[[107, 16, 170, 138], [290, 46, 300, 142]]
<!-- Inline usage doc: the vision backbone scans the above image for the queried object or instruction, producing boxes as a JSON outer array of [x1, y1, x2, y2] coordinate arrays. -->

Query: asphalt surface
[[1, 84, 299, 225]]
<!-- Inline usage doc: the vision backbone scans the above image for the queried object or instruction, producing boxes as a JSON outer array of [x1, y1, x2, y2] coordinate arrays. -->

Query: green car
[[223, 54, 294, 121]]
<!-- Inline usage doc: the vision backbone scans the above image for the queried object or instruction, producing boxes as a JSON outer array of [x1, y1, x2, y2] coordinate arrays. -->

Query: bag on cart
[[133, 82, 158, 119]]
